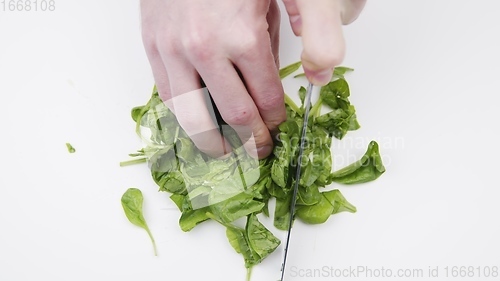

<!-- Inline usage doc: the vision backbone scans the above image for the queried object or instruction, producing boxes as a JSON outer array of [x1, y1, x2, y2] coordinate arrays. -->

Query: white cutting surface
[[1, 1, 500, 280]]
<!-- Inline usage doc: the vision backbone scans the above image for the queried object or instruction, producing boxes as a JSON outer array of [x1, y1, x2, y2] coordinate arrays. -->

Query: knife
[[279, 82, 314, 281]]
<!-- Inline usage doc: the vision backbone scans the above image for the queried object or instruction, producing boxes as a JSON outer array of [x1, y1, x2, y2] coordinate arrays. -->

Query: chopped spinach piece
[[121, 188, 157, 256], [330, 141, 386, 184], [65, 143, 76, 153], [279, 61, 302, 79]]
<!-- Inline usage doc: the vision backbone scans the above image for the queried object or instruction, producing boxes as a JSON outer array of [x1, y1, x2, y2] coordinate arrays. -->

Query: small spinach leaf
[[298, 86, 306, 107], [274, 193, 292, 230], [209, 192, 264, 223], [330, 141, 386, 184], [179, 207, 211, 232], [316, 78, 360, 139], [65, 143, 76, 153], [296, 189, 356, 224], [279, 61, 302, 79], [121, 188, 157, 255], [246, 214, 281, 262], [296, 193, 333, 224], [323, 189, 357, 214]]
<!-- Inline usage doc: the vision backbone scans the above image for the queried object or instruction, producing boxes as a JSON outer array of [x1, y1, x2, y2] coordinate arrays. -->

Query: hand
[[140, 0, 285, 159], [282, 0, 366, 85]]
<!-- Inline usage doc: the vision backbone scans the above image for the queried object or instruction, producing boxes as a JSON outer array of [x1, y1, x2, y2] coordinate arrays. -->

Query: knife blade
[[279, 82, 314, 281]]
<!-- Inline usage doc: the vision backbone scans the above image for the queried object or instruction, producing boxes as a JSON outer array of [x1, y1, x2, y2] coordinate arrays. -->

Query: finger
[[195, 60, 275, 159], [233, 32, 286, 137], [340, 0, 367, 24], [140, 0, 174, 110], [141, 24, 175, 111], [267, 0, 281, 68], [282, 0, 302, 36], [144, 51, 176, 111], [296, 0, 346, 86], [163, 57, 231, 158]]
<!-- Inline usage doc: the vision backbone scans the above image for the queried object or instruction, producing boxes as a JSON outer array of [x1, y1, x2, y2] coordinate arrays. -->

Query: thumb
[[295, 0, 346, 86]]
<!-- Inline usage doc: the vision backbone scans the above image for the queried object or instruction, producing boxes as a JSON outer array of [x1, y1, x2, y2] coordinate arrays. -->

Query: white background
[[1, 1, 499, 280]]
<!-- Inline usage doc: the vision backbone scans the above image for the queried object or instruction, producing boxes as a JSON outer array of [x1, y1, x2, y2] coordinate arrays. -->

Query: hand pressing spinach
[[121, 62, 386, 280]]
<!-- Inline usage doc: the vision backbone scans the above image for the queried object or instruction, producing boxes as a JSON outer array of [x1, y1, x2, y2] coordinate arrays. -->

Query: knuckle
[[232, 34, 260, 60], [223, 106, 257, 126], [152, 29, 181, 57], [257, 92, 284, 112], [175, 112, 203, 135], [141, 30, 157, 55], [157, 87, 171, 102], [155, 86, 174, 111], [157, 37, 181, 57], [240, 35, 259, 53], [183, 34, 214, 62]]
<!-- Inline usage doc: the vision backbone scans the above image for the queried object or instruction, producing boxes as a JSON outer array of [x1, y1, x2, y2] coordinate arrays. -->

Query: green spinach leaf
[[296, 189, 356, 224], [279, 61, 302, 79], [121, 61, 386, 279], [121, 188, 157, 255], [330, 141, 386, 184], [65, 143, 76, 153], [316, 78, 360, 139]]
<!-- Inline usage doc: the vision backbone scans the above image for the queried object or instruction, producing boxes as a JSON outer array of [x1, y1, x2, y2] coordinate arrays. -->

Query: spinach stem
[[145, 226, 158, 256], [246, 267, 252, 281], [309, 98, 323, 119], [284, 94, 301, 114], [119, 157, 147, 167]]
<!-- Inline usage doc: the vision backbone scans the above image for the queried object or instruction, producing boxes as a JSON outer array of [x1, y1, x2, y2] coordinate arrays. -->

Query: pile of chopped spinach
[[121, 62, 385, 279]]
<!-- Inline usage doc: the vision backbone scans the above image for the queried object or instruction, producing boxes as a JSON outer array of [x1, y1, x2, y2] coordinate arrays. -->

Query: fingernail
[[258, 145, 273, 159], [250, 145, 273, 159], [311, 69, 333, 86], [217, 151, 233, 160]]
